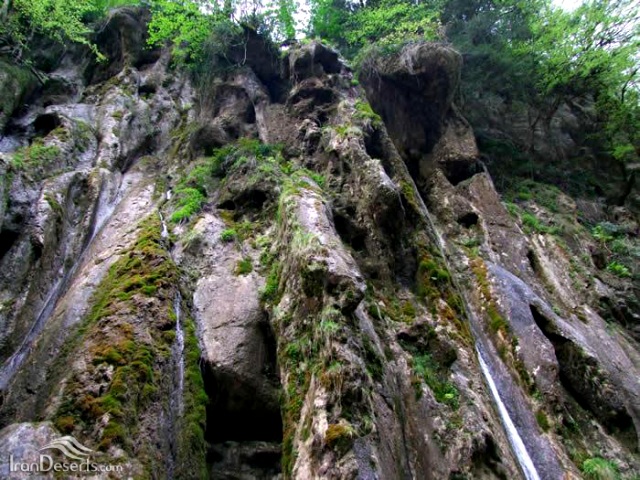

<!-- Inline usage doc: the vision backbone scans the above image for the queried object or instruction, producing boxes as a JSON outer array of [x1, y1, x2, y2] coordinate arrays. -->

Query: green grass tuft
[[235, 257, 253, 275], [581, 457, 620, 480], [220, 228, 237, 242]]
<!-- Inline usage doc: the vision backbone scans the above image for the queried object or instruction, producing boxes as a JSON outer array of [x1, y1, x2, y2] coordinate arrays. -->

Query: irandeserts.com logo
[[8, 435, 123, 474]]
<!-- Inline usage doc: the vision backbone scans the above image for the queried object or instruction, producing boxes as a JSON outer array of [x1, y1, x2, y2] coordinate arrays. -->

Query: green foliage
[[504, 202, 520, 217], [298, 168, 326, 188], [345, 0, 440, 52], [168, 138, 283, 223], [535, 409, 550, 432], [275, 0, 296, 40], [353, 99, 381, 124], [487, 305, 508, 334], [148, 3, 233, 63], [606, 261, 631, 278], [417, 256, 451, 302], [592, 222, 622, 243], [521, 212, 558, 235], [260, 262, 281, 303], [170, 187, 206, 223], [1, 0, 105, 59], [520, 1, 639, 166], [309, 0, 440, 57], [220, 228, 237, 242], [324, 422, 356, 452], [581, 457, 620, 480], [235, 257, 253, 275], [178, 313, 208, 477], [10, 140, 60, 174], [148, 0, 297, 64], [412, 353, 459, 409]]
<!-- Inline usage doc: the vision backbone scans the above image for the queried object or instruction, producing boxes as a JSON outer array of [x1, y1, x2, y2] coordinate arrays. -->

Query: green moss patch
[[10, 140, 60, 178], [52, 215, 207, 476]]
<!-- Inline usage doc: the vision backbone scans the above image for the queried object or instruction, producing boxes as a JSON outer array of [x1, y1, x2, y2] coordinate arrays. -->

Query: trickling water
[[400, 175, 553, 479], [477, 347, 541, 480], [166, 292, 186, 477], [159, 211, 169, 239], [0, 275, 63, 389], [172, 292, 185, 414], [0, 173, 126, 390]]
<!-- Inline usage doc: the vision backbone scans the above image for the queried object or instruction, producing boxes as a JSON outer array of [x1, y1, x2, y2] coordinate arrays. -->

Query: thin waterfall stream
[[172, 293, 185, 416], [0, 172, 126, 390], [477, 346, 540, 480], [160, 190, 186, 475], [405, 176, 552, 479]]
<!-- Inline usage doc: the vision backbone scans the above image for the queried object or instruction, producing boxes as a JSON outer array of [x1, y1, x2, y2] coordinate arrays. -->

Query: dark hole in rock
[[364, 127, 397, 179], [315, 47, 341, 74], [119, 138, 154, 173], [530, 304, 638, 450], [311, 88, 334, 105], [202, 367, 282, 442], [208, 442, 281, 478], [258, 320, 279, 382], [264, 77, 290, 104], [598, 296, 639, 342], [0, 229, 20, 260], [527, 250, 539, 273], [441, 160, 484, 186], [33, 114, 61, 138], [244, 447, 282, 470], [341, 159, 351, 175], [232, 190, 269, 211], [457, 212, 479, 228], [333, 211, 367, 252], [138, 84, 157, 95], [469, 435, 508, 480], [202, 145, 217, 158], [316, 110, 329, 127], [245, 104, 256, 124], [530, 304, 569, 348], [290, 81, 336, 111], [203, 317, 282, 477], [591, 248, 607, 270], [202, 358, 282, 437], [40, 78, 78, 107], [190, 124, 227, 158], [363, 128, 384, 160], [218, 201, 237, 211]]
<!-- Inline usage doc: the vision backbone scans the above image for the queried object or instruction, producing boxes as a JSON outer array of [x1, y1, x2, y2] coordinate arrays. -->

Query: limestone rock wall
[[0, 9, 637, 480]]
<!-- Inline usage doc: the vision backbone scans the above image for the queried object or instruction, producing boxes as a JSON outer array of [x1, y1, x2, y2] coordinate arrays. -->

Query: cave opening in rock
[[138, 84, 157, 95], [469, 436, 509, 480], [333, 209, 367, 252], [456, 211, 479, 228], [33, 114, 61, 138], [0, 229, 20, 260], [526, 250, 539, 274], [442, 159, 484, 186], [202, 367, 282, 443], [202, 318, 282, 477]]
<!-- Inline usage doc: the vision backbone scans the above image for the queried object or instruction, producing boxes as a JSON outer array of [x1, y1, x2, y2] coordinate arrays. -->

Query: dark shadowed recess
[[202, 319, 282, 477]]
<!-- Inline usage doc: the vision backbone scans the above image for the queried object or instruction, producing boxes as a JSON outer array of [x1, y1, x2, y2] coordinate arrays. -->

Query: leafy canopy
[[1, 0, 298, 63]]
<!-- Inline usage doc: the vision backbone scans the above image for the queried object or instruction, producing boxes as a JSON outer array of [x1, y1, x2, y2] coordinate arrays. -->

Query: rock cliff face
[[0, 8, 638, 479]]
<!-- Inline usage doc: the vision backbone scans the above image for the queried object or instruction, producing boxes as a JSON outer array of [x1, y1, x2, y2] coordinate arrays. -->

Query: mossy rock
[[0, 61, 37, 132]]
